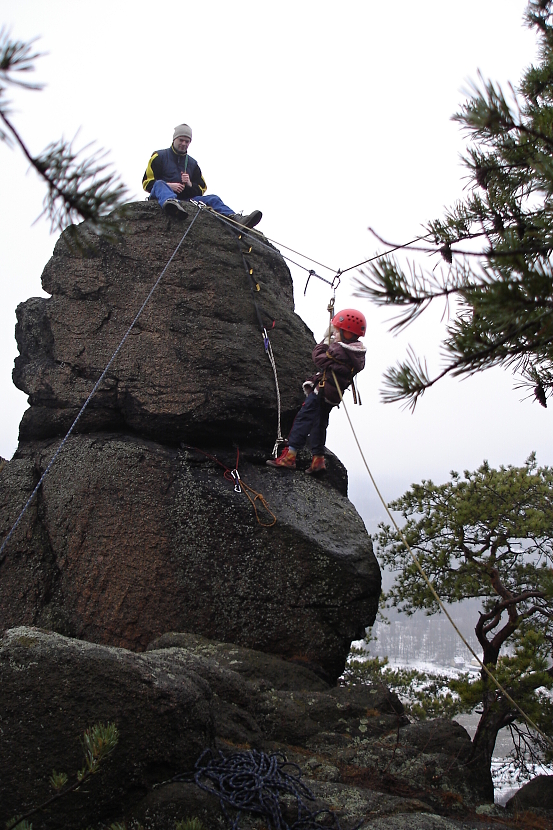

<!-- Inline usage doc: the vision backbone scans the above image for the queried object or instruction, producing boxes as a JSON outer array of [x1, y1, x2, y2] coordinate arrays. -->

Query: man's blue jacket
[[142, 146, 207, 198]]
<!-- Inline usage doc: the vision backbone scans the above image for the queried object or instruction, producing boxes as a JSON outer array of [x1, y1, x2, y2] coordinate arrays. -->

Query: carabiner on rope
[[230, 469, 242, 493], [304, 268, 341, 296]]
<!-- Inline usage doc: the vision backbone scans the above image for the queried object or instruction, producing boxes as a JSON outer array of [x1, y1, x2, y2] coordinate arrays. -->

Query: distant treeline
[[368, 599, 482, 667]]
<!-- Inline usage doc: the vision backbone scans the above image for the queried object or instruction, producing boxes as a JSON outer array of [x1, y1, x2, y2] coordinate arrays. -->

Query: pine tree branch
[[0, 110, 127, 235]]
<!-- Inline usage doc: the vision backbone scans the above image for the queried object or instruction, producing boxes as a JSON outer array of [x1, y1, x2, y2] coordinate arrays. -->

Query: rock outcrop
[[12, 202, 315, 446], [1, 206, 546, 830], [0, 627, 499, 830], [0, 202, 380, 681]]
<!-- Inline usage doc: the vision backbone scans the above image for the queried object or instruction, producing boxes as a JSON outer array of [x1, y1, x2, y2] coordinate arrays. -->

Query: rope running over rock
[[0, 206, 202, 561], [171, 749, 361, 830]]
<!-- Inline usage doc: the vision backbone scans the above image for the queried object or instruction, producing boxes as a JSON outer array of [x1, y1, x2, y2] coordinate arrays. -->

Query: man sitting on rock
[[143, 123, 262, 228]]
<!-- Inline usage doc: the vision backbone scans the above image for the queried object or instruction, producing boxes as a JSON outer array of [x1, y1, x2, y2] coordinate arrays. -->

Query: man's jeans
[[149, 181, 234, 216]]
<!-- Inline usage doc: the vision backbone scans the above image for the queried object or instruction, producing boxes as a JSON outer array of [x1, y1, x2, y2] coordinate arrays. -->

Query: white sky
[[0, 0, 547, 531]]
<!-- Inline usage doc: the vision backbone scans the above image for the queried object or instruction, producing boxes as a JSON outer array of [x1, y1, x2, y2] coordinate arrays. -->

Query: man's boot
[[230, 210, 262, 229], [163, 199, 188, 218]]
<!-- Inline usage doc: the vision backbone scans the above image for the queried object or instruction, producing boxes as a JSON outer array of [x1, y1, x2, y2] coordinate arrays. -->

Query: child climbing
[[266, 308, 366, 474]]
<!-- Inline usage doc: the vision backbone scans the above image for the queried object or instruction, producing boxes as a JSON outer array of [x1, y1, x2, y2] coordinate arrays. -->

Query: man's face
[[173, 135, 191, 153]]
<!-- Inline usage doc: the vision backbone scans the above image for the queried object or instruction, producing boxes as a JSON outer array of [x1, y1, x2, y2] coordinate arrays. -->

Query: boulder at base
[[0, 435, 379, 681], [0, 628, 494, 830]]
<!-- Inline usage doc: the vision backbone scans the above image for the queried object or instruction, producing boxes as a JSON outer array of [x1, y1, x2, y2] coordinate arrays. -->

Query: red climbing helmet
[[331, 308, 366, 337]]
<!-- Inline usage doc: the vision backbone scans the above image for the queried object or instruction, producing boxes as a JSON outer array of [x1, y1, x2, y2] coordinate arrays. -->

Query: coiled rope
[[0, 206, 202, 561], [168, 749, 359, 830]]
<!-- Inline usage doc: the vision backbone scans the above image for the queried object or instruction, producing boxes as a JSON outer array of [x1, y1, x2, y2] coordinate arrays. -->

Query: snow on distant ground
[[348, 649, 553, 803], [492, 760, 553, 806]]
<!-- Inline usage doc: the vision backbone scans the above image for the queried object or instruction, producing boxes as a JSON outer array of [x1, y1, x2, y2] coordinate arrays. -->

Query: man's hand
[[181, 172, 192, 187], [167, 182, 185, 194]]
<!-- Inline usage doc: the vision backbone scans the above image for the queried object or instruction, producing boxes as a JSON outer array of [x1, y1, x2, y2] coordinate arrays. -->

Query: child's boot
[[266, 447, 297, 469], [306, 455, 326, 475]]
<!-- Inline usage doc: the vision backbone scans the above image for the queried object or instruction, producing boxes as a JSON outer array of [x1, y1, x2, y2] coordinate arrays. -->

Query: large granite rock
[[0, 627, 494, 830], [0, 202, 381, 681], [13, 202, 315, 446], [0, 434, 379, 681]]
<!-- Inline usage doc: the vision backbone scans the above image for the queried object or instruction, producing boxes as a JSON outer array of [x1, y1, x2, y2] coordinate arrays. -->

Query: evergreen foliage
[[5, 722, 119, 830], [0, 28, 127, 239], [356, 0, 553, 408], [374, 454, 553, 775]]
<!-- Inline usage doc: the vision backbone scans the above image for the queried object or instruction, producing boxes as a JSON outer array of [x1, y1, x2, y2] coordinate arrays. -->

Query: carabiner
[[230, 469, 242, 493]]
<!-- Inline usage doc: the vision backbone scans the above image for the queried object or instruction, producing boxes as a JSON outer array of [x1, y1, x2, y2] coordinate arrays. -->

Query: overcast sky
[[0, 0, 546, 531]]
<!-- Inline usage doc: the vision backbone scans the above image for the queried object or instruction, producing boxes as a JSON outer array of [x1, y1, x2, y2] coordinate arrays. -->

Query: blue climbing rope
[[170, 749, 361, 830]]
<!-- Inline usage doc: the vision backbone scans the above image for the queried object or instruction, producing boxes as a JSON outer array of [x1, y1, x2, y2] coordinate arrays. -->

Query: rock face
[[0, 627, 495, 830], [13, 202, 315, 446], [0, 202, 380, 681]]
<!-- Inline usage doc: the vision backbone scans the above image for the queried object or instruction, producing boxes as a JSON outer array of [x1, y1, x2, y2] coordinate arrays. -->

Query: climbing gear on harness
[[351, 374, 362, 405], [230, 210, 262, 229], [306, 455, 326, 475], [331, 308, 366, 337], [163, 199, 188, 218], [266, 446, 296, 469]]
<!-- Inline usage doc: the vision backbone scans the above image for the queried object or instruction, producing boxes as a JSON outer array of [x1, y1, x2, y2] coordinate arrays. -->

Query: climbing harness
[[0, 206, 203, 561], [314, 291, 364, 407], [163, 748, 360, 830], [330, 368, 553, 753], [182, 445, 276, 528]]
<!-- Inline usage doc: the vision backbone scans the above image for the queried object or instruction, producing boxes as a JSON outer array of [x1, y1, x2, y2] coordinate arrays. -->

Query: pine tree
[[375, 454, 553, 778], [0, 28, 126, 239], [356, 0, 553, 409]]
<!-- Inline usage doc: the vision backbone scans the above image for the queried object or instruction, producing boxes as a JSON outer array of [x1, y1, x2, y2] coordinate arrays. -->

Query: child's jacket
[[303, 339, 366, 405]]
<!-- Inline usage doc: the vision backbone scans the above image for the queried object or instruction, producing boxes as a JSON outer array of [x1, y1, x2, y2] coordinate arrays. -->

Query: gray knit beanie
[[173, 123, 192, 141]]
